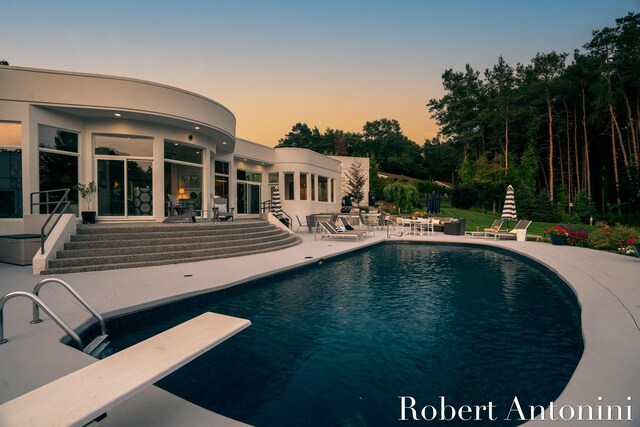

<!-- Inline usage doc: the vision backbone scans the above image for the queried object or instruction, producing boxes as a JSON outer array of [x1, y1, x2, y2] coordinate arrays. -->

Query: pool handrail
[[0, 290, 83, 349], [32, 278, 107, 336]]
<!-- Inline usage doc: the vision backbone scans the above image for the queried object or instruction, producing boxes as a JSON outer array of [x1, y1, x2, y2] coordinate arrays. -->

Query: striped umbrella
[[501, 185, 517, 222], [271, 186, 283, 215]]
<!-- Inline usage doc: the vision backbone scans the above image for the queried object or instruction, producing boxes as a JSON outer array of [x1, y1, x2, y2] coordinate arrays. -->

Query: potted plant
[[74, 181, 97, 224], [629, 237, 640, 258], [545, 225, 569, 246]]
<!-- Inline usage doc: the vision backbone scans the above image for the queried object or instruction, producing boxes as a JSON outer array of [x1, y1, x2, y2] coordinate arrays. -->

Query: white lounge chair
[[486, 220, 532, 241], [316, 221, 366, 242]]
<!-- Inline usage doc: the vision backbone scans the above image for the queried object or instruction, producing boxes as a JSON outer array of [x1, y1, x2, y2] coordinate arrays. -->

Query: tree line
[[427, 12, 640, 223], [280, 13, 639, 223]]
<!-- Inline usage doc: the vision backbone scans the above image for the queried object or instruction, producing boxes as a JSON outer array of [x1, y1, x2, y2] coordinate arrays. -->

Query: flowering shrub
[[589, 226, 638, 251], [545, 225, 569, 237], [567, 226, 589, 247]]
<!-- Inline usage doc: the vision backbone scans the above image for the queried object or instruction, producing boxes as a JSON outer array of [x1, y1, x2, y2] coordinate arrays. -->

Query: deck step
[[43, 220, 300, 274], [43, 237, 301, 274]]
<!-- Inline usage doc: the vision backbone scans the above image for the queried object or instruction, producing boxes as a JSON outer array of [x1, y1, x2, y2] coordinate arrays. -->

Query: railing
[[32, 278, 107, 336], [30, 188, 71, 254], [0, 291, 83, 349], [261, 200, 292, 229]]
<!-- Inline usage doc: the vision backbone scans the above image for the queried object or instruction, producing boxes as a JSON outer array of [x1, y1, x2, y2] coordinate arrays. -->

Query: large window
[[38, 125, 79, 214], [165, 141, 203, 215], [318, 176, 329, 202], [284, 173, 294, 200], [95, 135, 153, 217], [214, 160, 230, 200], [300, 173, 308, 200], [0, 122, 22, 218], [311, 174, 316, 201]]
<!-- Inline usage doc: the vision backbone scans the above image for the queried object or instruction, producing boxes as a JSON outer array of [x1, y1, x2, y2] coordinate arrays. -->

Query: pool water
[[96, 244, 583, 426]]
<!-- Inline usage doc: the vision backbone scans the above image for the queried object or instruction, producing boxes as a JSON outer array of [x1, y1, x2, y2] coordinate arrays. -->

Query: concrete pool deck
[[0, 231, 639, 426]]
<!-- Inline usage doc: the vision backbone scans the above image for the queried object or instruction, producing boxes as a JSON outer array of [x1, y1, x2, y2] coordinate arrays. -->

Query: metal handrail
[[32, 278, 106, 336], [30, 188, 71, 254], [387, 219, 404, 238], [0, 291, 83, 350], [261, 199, 292, 229]]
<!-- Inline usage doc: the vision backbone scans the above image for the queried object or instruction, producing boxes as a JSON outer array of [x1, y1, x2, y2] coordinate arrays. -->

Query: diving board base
[[0, 312, 250, 427]]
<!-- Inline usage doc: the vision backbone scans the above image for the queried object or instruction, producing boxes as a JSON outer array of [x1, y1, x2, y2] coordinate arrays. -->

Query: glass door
[[97, 159, 153, 217], [236, 182, 261, 215], [127, 160, 153, 216], [98, 159, 125, 216]]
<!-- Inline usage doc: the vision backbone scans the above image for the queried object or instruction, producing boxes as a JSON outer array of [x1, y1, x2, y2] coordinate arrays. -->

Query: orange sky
[[3, 1, 636, 148]]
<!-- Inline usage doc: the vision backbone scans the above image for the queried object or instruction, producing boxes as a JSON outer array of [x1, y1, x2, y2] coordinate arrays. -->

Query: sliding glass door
[[97, 159, 153, 217], [236, 182, 261, 214], [95, 135, 153, 218]]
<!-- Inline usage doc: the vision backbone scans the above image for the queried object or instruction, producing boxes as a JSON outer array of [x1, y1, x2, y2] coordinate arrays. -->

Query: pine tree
[[345, 159, 367, 206]]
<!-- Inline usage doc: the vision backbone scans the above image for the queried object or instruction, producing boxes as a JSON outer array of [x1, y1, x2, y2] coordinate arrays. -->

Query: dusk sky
[[3, 0, 638, 146]]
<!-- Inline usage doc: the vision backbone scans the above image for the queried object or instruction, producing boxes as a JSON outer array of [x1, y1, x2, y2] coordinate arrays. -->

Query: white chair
[[418, 218, 434, 236], [399, 218, 413, 235]]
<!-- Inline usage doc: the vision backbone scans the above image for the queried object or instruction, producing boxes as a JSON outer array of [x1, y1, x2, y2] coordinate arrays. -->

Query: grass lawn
[[434, 207, 603, 237]]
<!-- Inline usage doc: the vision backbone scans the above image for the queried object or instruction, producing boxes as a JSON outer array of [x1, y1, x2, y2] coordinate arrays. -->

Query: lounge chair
[[486, 220, 532, 241], [337, 216, 371, 236], [316, 221, 366, 242], [484, 219, 504, 232], [163, 194, 196, 223], [212, 197, 234, 221], [466, 219, 506, 238]]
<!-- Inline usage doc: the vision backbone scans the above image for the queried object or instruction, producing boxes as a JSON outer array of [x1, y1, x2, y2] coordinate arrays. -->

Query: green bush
[[589, 226, 638, 250]]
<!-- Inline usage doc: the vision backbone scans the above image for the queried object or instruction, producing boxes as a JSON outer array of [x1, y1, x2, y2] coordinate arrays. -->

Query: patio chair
[[316, 221, 366, 242], [212, 197, 234, 221], [295, 215, 307, 232], [417, 217, 435, 236], [358, 212, 376, 234], [377, 213, 388, 230], [163, 194, 196, 223], [486, 220, 532, 241]]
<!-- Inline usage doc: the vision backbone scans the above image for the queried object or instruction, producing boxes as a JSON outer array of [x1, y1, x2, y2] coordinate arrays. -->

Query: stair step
[[70, 225, 275, 242], [58, 233, 292, 259], [43, 237, 301, 274], [63, 229, 284, 251], [48, 235, 298, 268], [83, 334, 109, 355], [75, 220, 265, 234]]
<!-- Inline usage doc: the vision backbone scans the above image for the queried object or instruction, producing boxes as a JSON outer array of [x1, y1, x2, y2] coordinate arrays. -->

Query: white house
[[0, 66, 368, 235]]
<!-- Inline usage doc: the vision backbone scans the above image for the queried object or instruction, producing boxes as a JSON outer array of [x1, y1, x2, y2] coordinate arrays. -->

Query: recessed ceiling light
[[194, 126, 200, 130], [196, 151, 200, 154], [244, 158, 248, 161], [114, 113, 121, 117], [222, 142, 227, 145], [174, 143, 179, 146]]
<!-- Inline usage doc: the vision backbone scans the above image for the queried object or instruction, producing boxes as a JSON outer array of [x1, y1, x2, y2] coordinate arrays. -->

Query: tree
[[485, 56, 515, 170], [345, 159, 367, 206], [361, 119, 425, 177], [276, 123, 316, 149], [0, 60, 8, 65], [383, 181, 419, 214]]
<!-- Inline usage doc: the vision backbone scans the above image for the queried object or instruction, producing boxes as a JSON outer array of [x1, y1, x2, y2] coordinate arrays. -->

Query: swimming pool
[[94, 243, 583, 426]]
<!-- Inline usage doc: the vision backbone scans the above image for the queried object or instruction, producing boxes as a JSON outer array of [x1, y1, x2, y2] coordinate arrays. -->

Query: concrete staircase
[[42, 220, 300, 274]]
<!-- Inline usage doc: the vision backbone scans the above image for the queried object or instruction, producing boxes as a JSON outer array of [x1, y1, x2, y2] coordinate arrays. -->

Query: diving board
[[0, 312, 250, 427]]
